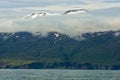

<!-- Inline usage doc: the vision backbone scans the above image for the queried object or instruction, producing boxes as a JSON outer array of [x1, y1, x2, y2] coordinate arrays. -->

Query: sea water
[[0, 69, 120, 80]]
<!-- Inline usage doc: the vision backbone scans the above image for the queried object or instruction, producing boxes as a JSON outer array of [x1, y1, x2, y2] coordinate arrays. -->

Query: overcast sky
[[0, 0, 120, 36]]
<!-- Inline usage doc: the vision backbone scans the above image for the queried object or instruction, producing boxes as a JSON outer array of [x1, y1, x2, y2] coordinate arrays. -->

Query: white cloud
[[0, 0, 120, 36], [0, 14, 120, 36]]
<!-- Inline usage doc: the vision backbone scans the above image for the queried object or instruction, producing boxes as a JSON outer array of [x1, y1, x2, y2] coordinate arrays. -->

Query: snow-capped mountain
[[26, 12, 61, 19], [25, 9, 87, 19], [63, 9, 87, 15]]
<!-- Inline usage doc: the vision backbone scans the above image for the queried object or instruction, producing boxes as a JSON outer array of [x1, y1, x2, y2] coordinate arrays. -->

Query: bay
[[0, 69, 120, 80]]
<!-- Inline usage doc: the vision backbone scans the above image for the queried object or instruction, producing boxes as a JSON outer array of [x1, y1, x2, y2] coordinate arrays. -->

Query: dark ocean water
[[0, 69, 120, 80]]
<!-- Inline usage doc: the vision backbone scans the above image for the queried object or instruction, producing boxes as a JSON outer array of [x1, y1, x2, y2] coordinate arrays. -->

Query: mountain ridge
[[0, 30, 120, 69]]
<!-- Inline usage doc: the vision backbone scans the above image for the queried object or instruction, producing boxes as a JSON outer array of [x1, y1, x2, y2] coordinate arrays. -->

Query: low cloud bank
[[0, 14, 120, 36]]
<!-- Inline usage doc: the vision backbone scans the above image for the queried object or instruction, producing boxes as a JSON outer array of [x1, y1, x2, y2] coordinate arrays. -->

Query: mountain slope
[[0, 31, 120, 69]]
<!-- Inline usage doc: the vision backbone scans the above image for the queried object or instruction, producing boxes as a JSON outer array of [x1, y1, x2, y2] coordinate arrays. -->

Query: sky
[[0, 0, 120, 36]]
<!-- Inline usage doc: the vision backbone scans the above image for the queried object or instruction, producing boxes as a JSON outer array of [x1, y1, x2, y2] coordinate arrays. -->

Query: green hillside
[[0, 31, 120, 69]]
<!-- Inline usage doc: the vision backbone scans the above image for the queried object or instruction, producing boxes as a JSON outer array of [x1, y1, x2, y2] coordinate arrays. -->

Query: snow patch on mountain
[[54, 33, 59, 37], [15, 36, 20, 38], [24, 9, 88, 19], [96, 33, 102, 36], [74, 34, 86, 40], [0, 33, 15, 40], [25, 12, 61, 19], [114, 32, 120, 37], [63, 9, 87, 15]]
